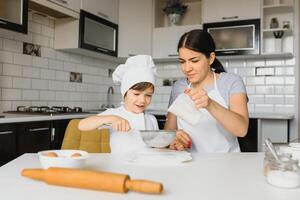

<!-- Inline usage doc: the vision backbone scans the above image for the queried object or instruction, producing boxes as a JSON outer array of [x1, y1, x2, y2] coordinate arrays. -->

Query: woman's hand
[[110, 116, 131, 132], [185, 88, 211, 109], [169, 130, 192, 151]]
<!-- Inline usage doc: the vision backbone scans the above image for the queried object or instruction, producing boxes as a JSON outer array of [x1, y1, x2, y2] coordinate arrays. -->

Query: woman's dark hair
[[177, 29, 226, 73], [124, 82, 154, 97]]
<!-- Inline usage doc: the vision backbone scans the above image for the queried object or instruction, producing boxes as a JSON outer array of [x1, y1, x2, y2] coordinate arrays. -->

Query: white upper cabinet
[[118, 0, 153, 58], [29, 0, 80, 18], [153, 24, 202, 59], [202, 0, 261, 23], [47, 0, 80, 12], [80, 0, 119, 23]]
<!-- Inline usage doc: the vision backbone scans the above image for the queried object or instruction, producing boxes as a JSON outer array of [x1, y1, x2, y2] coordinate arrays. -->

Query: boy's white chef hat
[[112, 55, 156, 96]]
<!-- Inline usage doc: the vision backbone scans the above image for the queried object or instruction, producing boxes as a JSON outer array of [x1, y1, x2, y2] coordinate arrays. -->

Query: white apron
[[178, 72, 240, 153], [102, 106, 158, 153]]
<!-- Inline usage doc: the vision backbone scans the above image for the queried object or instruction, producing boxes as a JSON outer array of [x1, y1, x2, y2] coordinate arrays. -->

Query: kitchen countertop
[[0, 153, 299, 200], [146, 109, 295, 120], [0, 110, 294, 124], [0, 113, 94, 124]]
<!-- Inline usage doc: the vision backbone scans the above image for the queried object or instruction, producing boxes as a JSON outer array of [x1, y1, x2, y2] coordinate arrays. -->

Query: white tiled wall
[[151, 57, 296, 114], [0, 11, 121, 112]]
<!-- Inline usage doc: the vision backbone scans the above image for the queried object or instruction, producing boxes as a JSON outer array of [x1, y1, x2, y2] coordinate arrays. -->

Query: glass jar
[[263, 150, 275, 176], [266, 157, 300, 188]]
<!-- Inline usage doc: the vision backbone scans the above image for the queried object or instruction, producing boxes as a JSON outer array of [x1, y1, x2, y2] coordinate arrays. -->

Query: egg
[[45, 152, 58, 157], [71, 153, 82, 157]]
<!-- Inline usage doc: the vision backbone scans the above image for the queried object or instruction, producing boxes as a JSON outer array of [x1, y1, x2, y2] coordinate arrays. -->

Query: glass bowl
[[139, 130, 176, 148]]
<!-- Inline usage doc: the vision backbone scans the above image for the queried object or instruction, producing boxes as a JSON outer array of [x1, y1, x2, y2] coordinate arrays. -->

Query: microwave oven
[[203, 19, 260, 56], [79, 10, 118, 57]]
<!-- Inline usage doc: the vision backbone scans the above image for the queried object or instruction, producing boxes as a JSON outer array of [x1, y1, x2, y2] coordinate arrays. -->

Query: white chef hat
[[112, 55, 156, 96]]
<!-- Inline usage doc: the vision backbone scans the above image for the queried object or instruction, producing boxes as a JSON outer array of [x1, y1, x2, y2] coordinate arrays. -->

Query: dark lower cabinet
[[153, 114, 167, 129], [51, 119, 71, 149], [238, 119, 258, 152], [17, 121, 51, 155], [0, 124, 17, 166]]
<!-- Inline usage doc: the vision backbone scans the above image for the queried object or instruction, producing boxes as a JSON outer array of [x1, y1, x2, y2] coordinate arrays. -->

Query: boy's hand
[[110, 116, 131, 132]]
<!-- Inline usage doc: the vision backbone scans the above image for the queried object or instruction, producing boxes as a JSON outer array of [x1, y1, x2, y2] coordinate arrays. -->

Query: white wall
[[0, 11, 121, 112]]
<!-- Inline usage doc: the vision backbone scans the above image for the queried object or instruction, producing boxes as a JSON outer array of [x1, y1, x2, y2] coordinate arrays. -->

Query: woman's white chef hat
[[112, 55, 156, 96]]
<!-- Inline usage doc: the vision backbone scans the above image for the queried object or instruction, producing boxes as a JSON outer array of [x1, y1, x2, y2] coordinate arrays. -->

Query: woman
[[166, 30, 249, 153]]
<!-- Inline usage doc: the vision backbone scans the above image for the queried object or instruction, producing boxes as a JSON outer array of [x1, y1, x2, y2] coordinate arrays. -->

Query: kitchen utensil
[[265, 138, 280, 161], [38, 150, 89, 169], [139, 130, 176, 148], [21, 167, 163, 194]]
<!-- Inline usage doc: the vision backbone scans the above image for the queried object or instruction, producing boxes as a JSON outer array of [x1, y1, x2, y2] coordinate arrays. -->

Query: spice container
[[266, 156, 300, 188]]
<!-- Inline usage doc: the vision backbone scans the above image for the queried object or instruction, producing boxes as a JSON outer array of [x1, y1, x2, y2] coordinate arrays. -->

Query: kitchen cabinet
[[28, 0, 80, 18], [0, 0, 28, 33], [54, 10, 118, 59], [202, 0, 260, 23], [153, 24, 202, 59], [238, 119, 258, 152], [118, 0, 153, 58], [259, 119, 289, 151], [262, 0, 294, 55], [80, 0, 119, 24], [0, 124, 17, 166], [17, 121, 51, 155], [51, 119, 71, 149]]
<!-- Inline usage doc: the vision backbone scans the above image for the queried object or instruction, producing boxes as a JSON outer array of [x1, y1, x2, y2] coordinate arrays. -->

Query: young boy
[[78, 55, 159, 153]]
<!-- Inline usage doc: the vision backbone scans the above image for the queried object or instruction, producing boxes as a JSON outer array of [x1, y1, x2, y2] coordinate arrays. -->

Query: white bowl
[[140, 130, 176, 148], [38, 150, 89, 169]]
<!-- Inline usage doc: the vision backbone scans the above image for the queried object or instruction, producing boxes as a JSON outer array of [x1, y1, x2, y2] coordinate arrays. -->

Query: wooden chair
[[61, 119, 110, 153]]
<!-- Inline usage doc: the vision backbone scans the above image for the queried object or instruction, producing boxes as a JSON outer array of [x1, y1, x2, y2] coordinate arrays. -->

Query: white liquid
[[267, 170, 300, 188]]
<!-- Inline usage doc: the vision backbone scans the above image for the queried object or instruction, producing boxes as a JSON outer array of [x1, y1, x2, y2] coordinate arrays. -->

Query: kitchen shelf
[[262, 0, 294, 55], [154, 0, 202, 28], [263, 4, 293, 9], [263, 28, 292, 33], [217, 52, 293, 60], [154, 53, 294, 62]]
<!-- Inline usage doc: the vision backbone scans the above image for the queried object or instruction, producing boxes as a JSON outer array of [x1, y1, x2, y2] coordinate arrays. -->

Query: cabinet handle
[[0, 20, 7, 25], [97, 11, 109, 19], [128, 54, 136, 57], [52, 0, 68, 4], [168, 54, 179, 57], [222, 50, 236, 54], [28, 127, 50, 132], [96, 47, 109, 52], [222, 16, 238, 20], [0, 130, 13, 135], [51, 128, 55, 141]]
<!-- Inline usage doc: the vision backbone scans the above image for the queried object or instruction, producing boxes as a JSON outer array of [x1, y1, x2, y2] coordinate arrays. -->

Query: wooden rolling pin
[[21, 167, 163, 194]]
